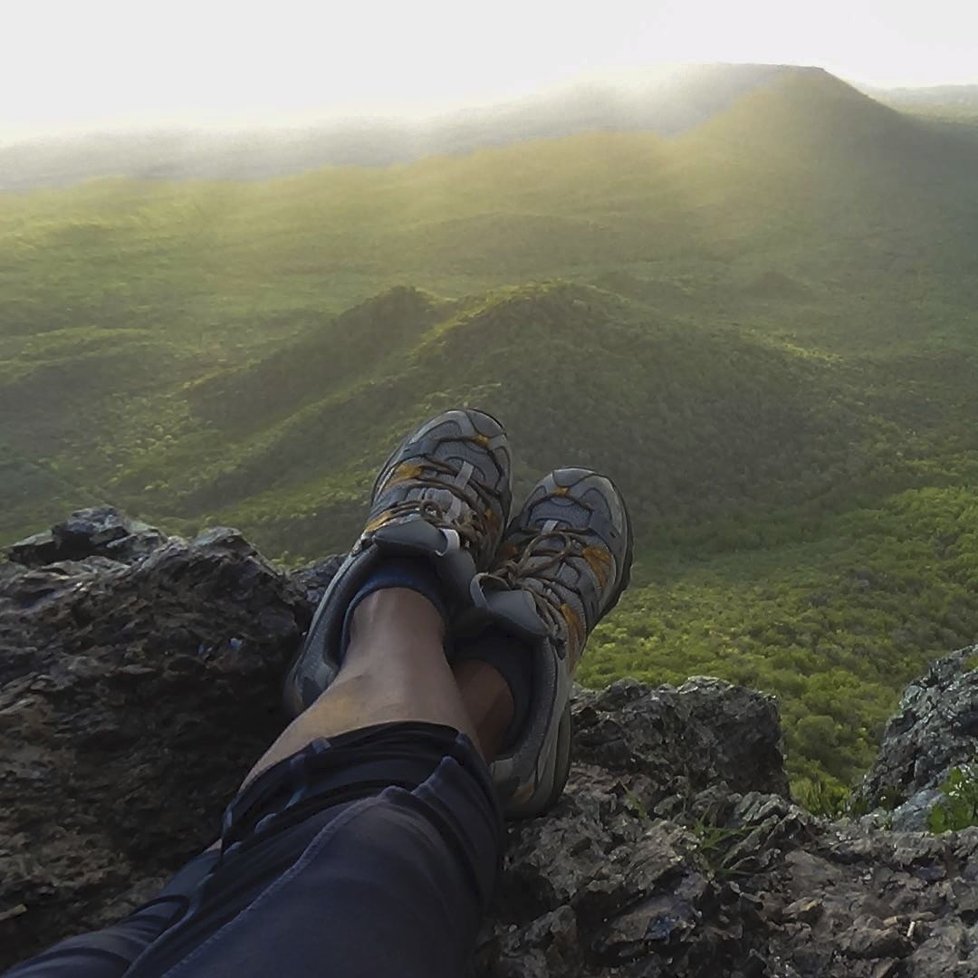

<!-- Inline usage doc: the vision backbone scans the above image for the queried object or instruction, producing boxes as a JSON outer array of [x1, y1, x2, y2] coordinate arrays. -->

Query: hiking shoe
[[283, 409, 512, 717], [467, 468, 632, 817]]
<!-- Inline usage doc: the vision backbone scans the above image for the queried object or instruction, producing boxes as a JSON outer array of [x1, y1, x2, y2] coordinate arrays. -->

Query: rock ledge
[[3, 508, 978, 977]]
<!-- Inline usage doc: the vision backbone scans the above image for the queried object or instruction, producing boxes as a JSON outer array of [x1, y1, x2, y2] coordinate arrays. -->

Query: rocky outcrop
[[853, 648, 978, 829], [3, 508, 978, 976], [486, 688, 978, 978]]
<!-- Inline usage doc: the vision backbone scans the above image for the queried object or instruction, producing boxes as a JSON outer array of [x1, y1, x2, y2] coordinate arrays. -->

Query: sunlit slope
[[5, 66, 976, 192], [3, 71, 975, 364], [679, 69, 978, 241], [0, 64, 842, 189]]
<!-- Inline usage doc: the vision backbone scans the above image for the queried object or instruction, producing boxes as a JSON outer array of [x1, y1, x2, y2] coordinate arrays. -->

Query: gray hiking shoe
[[283, 409, 512, 717], [468, 468, 632, 817]]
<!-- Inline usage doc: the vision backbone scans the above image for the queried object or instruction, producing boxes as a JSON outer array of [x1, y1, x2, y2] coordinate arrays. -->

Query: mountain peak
[[676, 63, 910, 165]]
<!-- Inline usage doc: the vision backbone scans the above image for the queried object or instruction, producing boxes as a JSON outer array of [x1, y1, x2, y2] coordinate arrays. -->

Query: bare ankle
[[452, 659, 515, 761], [347, 588, 446, 655]]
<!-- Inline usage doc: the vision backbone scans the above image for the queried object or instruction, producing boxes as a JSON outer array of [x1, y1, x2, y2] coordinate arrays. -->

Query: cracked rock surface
[[3, 508, 978, 976]]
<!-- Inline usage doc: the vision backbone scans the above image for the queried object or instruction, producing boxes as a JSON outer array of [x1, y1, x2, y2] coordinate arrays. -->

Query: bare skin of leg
[[240, 588, 515, 790]]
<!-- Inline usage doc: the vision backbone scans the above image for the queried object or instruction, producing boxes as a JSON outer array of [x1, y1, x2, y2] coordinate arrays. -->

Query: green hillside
[[2, 67, 978, 797]]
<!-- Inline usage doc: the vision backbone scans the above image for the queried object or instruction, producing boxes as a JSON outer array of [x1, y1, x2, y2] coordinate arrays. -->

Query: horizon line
[[2, 62, 976, 149]]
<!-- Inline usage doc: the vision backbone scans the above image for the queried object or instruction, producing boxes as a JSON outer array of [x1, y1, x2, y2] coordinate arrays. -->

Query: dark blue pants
[[6, 723, 503, 978]]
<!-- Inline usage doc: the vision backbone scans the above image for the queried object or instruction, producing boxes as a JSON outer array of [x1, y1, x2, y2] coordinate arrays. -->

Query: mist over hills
[[1, 63, 964, 191], [872, 83, 978, 119], [3, 63, 978, 792]]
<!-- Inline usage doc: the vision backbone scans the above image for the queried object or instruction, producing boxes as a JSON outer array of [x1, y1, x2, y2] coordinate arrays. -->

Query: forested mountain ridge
[[2, 66, 978, 794]]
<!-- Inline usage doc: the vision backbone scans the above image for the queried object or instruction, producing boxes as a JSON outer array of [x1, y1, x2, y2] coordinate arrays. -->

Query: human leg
[[114, 573, 508, 977], [4, 586, 510, 978], [5, 420, 634, 977], [116, 722, 503, 978], [4, 409, 514, 978], [242, 587, 490, 787]]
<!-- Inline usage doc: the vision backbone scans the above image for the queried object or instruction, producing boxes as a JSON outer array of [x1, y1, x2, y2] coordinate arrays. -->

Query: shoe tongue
[[485, 588, 549, 640]]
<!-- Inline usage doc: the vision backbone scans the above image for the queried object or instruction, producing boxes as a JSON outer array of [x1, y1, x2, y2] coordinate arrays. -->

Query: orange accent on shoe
[[362, 510, 395, 535], [560, 602, 586, 664], [581, 546, 612, 589], [498, 541, 520, 561], [383, 461, 425, 488]]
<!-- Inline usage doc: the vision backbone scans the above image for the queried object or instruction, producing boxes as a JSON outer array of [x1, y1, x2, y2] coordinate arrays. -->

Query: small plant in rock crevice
[[928, 765, 978, 833]]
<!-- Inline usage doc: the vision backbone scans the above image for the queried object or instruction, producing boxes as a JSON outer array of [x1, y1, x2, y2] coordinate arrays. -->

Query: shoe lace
[[479, 527, 593, 642], [378, 452, 499, 552]]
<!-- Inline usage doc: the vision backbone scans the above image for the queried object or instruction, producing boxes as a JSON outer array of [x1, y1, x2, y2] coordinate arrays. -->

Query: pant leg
[[6, 723, 503, 978], [127, 724, 503, 978], [2, 852, 219, 978]]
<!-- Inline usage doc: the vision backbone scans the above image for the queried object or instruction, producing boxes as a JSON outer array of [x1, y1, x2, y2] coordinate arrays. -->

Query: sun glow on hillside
[[3, 0, 978, 139]]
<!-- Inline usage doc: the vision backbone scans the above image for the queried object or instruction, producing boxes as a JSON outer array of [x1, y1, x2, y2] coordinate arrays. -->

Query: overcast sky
[[4, 0, 977, 140]]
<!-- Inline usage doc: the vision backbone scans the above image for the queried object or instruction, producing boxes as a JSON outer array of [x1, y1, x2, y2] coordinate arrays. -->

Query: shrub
[[928, 765, 978, 833]]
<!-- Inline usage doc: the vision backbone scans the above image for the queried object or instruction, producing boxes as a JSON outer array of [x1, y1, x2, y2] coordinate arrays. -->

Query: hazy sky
[[4, 0, 977, 140]]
